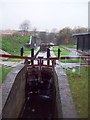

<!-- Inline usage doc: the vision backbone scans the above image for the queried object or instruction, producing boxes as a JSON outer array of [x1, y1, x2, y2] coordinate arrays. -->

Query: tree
[[73, 26, 87, 34], [20, 20, 30, 33], [56, 26, 88, 45], [57, 27, 72, 45], [47, 32, 56, 43]]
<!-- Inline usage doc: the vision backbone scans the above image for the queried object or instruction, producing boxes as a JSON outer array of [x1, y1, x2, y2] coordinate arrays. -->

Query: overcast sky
[[0, 0, 89, 32]]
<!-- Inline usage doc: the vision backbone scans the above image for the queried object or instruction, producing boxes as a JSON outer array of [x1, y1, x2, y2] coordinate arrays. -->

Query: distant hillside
[[2, 34, 30, 55]]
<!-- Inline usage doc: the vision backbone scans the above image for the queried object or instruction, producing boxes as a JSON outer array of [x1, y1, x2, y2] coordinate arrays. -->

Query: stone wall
[[1, 64, 27, 119]]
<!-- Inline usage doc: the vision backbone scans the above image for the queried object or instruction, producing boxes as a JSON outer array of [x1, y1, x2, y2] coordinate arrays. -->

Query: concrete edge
[[0, 63, 25, 119], [55, 62, 78, 118]]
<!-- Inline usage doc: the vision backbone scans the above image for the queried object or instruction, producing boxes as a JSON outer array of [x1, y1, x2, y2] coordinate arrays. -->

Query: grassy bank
[[2, 35, 30, 55], [2, 35, 30, 62], [53, 46, 70, 57], [64, 44, 76, 48], [0, 66, 12, 86], [52, 46, 81, 63], [7, 48, 31, 62], [0, 35, 30, 84], [66, 67, 88, 118]]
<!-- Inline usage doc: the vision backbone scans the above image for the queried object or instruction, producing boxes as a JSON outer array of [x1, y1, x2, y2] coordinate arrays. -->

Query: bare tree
[[20, 20, 30, 33]]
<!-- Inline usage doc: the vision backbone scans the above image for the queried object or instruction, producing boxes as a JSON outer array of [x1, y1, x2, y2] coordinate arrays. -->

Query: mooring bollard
[[58, 48, 61, 58], [47, 48, 50, 66], [31, 48, 34, 65]]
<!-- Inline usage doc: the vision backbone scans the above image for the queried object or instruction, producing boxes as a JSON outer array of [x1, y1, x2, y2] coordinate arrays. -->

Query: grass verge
[[66, 67, 88, 118], [0, 66, 12, 86], [53, 46, 70, 57], [64, 44, 76, 48], [52, 46, 83, 63], [6, 49, 31, 62]]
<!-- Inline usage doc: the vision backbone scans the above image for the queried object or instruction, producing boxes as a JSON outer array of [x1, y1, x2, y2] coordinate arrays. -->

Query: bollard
[[31, 48, 34, 65], [65, 57, 66, 72], [47, 48, 50, 65], [58, 48, 61, 58], [20, 47, 24, 56]]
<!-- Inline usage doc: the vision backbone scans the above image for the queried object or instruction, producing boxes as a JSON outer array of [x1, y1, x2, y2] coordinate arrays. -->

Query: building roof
[[72, 32, 90, 37]]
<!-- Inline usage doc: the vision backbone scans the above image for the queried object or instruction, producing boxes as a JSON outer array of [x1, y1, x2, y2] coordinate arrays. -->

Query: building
[[1, 30, 16, 37], [73, 32, 90, 54]]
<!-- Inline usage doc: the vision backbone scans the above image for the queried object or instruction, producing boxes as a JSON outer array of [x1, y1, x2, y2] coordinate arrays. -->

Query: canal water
[[20, 68, 56, 119]]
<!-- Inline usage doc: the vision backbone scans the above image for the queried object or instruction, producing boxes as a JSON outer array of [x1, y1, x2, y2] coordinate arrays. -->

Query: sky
[[0, 0, 89, 32]]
